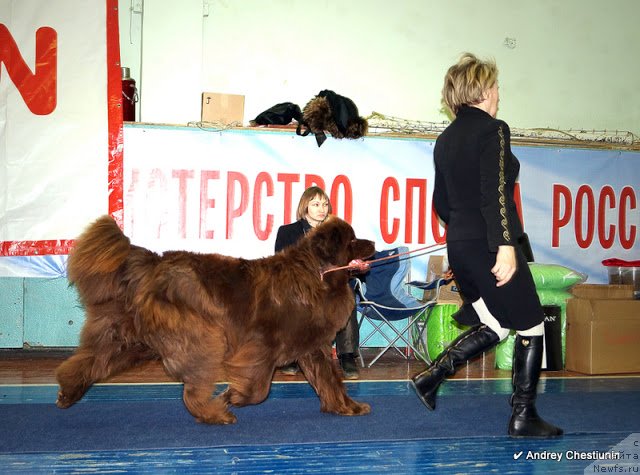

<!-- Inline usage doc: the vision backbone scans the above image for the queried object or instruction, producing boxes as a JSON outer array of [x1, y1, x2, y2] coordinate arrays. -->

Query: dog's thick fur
[[56, 215, 375, 424], [303, 96, 368, 139]]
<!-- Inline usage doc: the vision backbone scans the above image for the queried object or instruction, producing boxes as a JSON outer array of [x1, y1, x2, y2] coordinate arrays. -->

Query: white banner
[[0, 0, 121, 275], [120, 125, 639, 285], [122, 126, 439, 258], [1, 120, 638, 280], [516, 146, 639, 282]]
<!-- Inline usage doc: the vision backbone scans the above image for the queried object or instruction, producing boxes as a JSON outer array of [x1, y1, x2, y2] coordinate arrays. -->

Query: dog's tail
[[67, 215, 131, 286]]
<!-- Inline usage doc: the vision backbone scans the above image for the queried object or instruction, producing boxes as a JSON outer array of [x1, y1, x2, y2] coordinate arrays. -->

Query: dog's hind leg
[[222, 343, 274, 408], [56, 342, 156, 408], [182, 382, 237, 425], [299, 348, 371, 416], [55, 350, 99, 408], [57, 301, 156, 408]]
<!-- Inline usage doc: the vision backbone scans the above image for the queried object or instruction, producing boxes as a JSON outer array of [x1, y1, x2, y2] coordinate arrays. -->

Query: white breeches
[[471, 298, 544, 340]]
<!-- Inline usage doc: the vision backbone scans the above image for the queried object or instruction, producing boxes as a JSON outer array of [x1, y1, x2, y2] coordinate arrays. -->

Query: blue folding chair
[[353, 247, 443, 367]]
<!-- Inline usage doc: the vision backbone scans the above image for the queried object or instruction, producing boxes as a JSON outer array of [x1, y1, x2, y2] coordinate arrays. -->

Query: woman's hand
[[349, 259, 370, 273], [492, 245, 517, 287]]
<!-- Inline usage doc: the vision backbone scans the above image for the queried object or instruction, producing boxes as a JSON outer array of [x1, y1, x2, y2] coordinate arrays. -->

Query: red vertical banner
[[106, 0, 124, 227]]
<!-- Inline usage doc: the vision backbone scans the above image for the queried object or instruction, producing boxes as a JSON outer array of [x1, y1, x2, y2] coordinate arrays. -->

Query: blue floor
[[1, 378, 639, 474]]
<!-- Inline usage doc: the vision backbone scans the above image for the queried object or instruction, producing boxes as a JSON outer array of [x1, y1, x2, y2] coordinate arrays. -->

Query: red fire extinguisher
[[121, 67, 138, 122]]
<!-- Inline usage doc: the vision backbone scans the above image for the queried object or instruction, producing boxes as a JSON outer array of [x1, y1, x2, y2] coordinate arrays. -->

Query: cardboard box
[[422, 255, 463, 305], [571, 283, 634, 300], [565, 287, 640, 374], [437, 280, 463, 305], [201, 92, 244, 125], [426, 255, 448, 282]]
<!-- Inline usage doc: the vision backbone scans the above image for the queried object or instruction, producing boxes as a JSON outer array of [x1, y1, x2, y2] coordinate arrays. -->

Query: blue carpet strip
[[3, 376, 640, 404], [1, 378, 639, 474]]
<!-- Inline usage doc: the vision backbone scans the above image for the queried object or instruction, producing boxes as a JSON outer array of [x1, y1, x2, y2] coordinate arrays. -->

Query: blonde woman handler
[[411, 53, 562, 438]]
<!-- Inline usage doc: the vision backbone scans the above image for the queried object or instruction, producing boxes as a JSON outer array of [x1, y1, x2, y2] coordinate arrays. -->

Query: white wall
[[118, 0, 640, 136], [118, 0, 143, 120]]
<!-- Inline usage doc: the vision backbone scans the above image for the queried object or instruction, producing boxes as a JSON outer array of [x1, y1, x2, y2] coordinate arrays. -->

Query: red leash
[[320, 243, 446, 280]]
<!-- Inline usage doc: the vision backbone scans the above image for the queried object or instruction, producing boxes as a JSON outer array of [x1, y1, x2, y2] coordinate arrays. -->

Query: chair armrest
[[407, 277, 448, 291]]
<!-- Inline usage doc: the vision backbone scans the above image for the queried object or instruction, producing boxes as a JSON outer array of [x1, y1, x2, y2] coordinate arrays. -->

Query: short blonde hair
[[296, 186, 332, 220], [442, 52, 498, 116]]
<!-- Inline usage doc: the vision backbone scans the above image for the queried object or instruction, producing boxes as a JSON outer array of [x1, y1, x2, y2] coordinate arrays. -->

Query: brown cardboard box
[[571, 283, 634, 300], [565, 286, 640, 374], [423, 255, 463, 305], [201, 92, 245, 125], [425, 255, 447, 282], [437, 280, 463, 305]]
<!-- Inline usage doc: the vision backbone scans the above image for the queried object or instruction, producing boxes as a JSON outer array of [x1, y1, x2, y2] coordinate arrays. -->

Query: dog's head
[[309, 216, 375, 266]]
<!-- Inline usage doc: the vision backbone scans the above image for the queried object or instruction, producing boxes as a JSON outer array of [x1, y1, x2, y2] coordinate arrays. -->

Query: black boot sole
[[508, 431, 564, 439], [409, 379, 436, 411]]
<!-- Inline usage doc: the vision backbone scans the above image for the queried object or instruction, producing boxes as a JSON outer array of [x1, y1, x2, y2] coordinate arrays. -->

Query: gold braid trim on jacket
[[498, 125, 511, 242]]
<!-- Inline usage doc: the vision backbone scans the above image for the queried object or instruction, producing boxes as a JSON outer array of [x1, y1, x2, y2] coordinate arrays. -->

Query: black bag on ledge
[[249, 102, 303, 126]]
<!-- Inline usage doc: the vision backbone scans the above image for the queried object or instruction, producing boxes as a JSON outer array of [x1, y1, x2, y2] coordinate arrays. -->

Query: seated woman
[[275, 186, 360, 379]]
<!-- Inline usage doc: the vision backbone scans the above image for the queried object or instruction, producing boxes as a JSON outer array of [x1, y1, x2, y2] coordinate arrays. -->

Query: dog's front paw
[[348, 400, 371, 416], [324, 399, 371, 416], [196, 411, 237, 425], [55, 391, 76, 409]]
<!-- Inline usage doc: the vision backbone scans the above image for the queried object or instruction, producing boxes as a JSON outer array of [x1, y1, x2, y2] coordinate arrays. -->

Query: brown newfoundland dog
[[56, 215, 375, 424]]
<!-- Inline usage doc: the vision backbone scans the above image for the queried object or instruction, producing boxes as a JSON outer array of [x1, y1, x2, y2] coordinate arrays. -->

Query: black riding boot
[[508, 334, 563, 438], [411, 324, 500, 410]]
